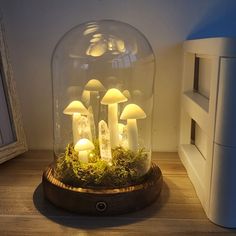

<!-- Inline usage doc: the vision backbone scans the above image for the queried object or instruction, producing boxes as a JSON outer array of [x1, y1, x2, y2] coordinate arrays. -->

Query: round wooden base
[[42, 163, 163, 215]]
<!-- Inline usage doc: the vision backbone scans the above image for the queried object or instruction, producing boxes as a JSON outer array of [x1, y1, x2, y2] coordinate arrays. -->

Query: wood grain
[[0, 151, 235, 235]]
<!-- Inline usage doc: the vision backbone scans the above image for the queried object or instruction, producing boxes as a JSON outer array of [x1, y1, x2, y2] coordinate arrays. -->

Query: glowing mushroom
[[63, 101, 88, 145], [101, 88, 127, 148], [74, 138, 95, 163], [85, 79, 105, 92], [84, 79, 106, 128], [120, 104, 146, 152]]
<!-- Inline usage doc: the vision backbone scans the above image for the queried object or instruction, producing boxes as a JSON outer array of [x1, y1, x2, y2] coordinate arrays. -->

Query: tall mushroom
[[74, 138, 95, 163], [101, 88, 127, 148], [120, 103, 146, 152], [84, 79, 106, 129], [63, 100, 88, 145]]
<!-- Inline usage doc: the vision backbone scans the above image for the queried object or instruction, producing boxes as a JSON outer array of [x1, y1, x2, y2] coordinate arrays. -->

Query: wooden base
[[42, 163, 163, 215]]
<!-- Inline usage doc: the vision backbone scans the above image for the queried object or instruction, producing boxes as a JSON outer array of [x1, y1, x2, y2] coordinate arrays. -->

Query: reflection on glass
[[52, 20, 156, 187]]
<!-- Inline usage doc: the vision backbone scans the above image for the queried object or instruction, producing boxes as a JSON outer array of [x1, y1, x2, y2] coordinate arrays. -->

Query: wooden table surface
[[0, 151, 236, 236]]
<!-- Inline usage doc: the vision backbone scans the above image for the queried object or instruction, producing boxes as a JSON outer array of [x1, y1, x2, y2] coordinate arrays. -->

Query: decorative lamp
[[42, 20, 162, 215]]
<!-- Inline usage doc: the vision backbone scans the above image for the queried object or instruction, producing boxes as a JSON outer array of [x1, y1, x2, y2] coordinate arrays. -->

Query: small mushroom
[[63, 100, 88, 145], [120, 103, 146, 152], [74, 138, 95, 163], [101, 88, 128, 148]]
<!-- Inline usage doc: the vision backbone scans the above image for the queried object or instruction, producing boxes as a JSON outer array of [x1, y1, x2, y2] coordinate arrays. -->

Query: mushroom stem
[[127, 119, 138, 152], [79, 150, 88, 163], [108, 103, 119, 148], [72, 113, 81, 144]]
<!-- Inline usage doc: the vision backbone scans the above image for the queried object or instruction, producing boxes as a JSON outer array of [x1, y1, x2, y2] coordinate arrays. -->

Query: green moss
[[54, 142, 151, 188]]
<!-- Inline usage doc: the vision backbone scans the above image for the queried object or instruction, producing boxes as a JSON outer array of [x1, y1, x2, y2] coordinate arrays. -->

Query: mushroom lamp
[[84, 79, 106, 126], [101, 88, 127, 148], [45, 20, 160, 216], [63, 100, 88, 145], [74, 138, 95, 163], [120, 103, 146, 152]]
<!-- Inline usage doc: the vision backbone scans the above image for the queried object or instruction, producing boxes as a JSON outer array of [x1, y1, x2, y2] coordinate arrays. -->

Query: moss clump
[[54, 142, 151, 188]]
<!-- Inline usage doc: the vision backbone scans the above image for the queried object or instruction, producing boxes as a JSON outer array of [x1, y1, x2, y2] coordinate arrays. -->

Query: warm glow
[[120, 104, 146, 120], [83, 26, 98, 36], [85, 79, 106, 92], [74, 138, 95, 152], [86, 42, 107, 57], [93, 33, 102, 38], [101, 88, 128, 105], [120, 104, 146, 152], [90, 37, 101, 43], [116, 39, 125, 52], [63, 100, 88, 115]]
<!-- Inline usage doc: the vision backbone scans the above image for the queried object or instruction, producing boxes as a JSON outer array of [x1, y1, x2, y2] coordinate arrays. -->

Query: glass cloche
[[51, 20, 156, 188]]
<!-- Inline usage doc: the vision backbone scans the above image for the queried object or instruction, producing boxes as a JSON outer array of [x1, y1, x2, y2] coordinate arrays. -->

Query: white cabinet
[[179, 38, 236, 228]]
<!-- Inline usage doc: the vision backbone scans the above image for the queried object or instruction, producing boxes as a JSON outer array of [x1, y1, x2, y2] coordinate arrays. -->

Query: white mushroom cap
[[74, 138, 95, 152], [63, 100, 88, 115], [85, 79, 106, 92], [101, 88, 128, 105], [120, 104, 146, 120]]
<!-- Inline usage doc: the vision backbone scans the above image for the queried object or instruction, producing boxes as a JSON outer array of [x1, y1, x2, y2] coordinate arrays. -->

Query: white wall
[[0, 0, 236, 151]]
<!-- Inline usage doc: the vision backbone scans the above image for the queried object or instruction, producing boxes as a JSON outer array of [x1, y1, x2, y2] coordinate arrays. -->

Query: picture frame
[[0, 19, 27, 164]]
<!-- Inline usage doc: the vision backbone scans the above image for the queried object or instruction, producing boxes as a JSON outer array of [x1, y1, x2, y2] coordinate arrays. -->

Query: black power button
[[96, 201, 107, 212]]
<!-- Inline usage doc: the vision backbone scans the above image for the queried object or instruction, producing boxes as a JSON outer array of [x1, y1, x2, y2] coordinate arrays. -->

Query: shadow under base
[[42, 163, 163, 216]]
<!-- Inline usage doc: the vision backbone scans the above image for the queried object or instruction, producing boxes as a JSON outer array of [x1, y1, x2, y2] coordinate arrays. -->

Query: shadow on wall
[[188, 0, 236, 40]]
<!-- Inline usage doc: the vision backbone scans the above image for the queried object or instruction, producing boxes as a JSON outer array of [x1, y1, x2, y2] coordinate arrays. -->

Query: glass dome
[[52, 20, 156, 188]]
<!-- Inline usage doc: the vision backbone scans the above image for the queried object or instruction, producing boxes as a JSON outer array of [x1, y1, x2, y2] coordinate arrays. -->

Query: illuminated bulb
[[120, 103, 146, 152], [101, 88, 128, 148]]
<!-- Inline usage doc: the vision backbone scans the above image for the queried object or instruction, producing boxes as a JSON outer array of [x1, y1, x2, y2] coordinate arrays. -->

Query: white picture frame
[[0, 19, 27, 163]]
